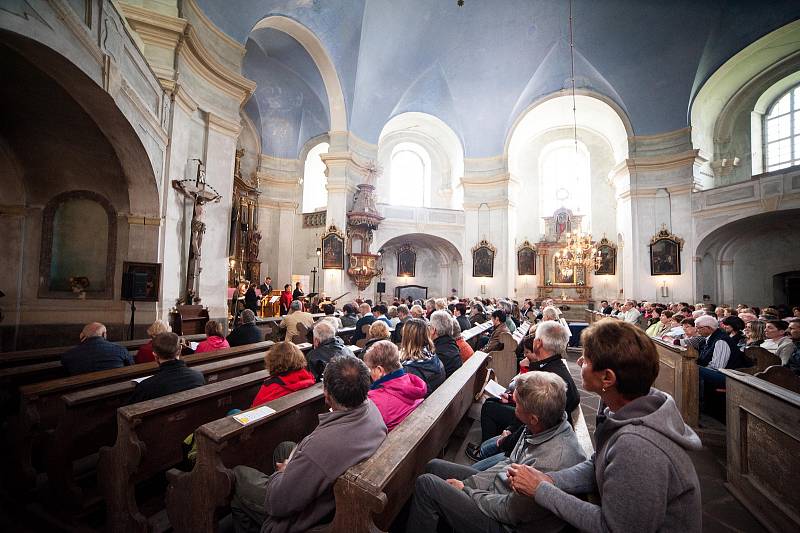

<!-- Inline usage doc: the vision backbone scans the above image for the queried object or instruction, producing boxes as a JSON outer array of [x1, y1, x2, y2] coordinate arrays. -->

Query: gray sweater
[[462, 415, 587, 532], [535, 388, 703, 533], [261, 401, 387, 533]]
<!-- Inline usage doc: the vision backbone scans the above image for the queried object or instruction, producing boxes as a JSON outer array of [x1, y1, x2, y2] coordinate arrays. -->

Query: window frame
[[763, 83, 800, 172], [301, 142, 330, 214], [389, 142, 430, 208]]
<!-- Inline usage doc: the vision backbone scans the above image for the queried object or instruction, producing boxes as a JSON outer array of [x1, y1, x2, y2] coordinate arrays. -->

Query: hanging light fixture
[[555, 0, 602, 279]]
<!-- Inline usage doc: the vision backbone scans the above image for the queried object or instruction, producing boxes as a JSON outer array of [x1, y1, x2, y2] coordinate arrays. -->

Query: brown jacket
[[485, 323, 510, 352]]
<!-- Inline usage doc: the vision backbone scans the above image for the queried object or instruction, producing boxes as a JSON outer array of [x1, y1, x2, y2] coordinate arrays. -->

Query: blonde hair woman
[[399, 318, 445, 397]]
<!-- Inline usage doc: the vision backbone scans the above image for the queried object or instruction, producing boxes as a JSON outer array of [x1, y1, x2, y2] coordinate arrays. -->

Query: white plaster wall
[[731, 232, 800, 306]]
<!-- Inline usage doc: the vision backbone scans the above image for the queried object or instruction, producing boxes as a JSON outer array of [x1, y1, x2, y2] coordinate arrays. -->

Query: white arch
[[505, 91, 632, 165], [251, 16, 347, 132]]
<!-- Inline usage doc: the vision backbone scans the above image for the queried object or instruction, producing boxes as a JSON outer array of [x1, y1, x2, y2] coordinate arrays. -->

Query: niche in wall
[[38, 190, 116, 299]]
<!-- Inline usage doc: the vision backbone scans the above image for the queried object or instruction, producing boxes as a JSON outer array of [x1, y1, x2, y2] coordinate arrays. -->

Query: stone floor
[[447, 349, 767, 532]]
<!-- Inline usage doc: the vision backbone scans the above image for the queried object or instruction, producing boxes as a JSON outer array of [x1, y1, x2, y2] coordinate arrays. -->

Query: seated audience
[[600, 299, 613, 314], [195, 320, 230, 353], [372, 304, 392, 326], [483, 310, 510, 352], [410, 304, 425, 319], [353, 302, 376, 343], [466, 322, 578, 466], [762, 320, 794, 365], [645, 310, 672, 337], [61, 322, 133, 375], [453, 317, 475, 362], [364, 341, 427, 431], [744, 319, 766, 347], [226, 309, 264, 347], [363, 320, 391, 351], [400, 318, 446, 397], [391, 304, 411, 343], [469, 303, 488, 326], [387, 305, 401, 327], [507, 320, 702, 533], [128, 332, 205, 403], [322, 303, 343, 329], [278, 300, 314, 341], [454, 302, 471, 333], [251, 341, 315, 408], [406, 371, 586, 533], [676, 318, 703, 351], [695, 315, 745, 407], [430, 310, 463, 377], [620, 300, 641, 324], [784, 319, 800, 374], [135, 319, 171, 364], [340, 303, 358, 327], [306, 321, 355, 381], [719, 315, 746, 349], [230, 355, 387, 533]]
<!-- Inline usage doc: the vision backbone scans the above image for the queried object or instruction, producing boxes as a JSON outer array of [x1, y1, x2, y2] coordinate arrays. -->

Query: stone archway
[[376, 233, 464, 300]]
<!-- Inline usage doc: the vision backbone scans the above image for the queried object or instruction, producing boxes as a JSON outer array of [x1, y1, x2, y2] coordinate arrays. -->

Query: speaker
[[376, 282, 386, 294], [122, 271, 148, 300], [121, 272, 135, 300]]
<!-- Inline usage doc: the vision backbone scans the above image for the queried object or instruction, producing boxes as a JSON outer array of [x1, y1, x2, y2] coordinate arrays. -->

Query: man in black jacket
[[227, 310, 264, 346], [61, 322, 133, 376], [454, 302, 471, 333], [353, 302, 376, 343], [429, 310, 462, 377], [306, 321, 355, 381], [128, 332, 205, 404]]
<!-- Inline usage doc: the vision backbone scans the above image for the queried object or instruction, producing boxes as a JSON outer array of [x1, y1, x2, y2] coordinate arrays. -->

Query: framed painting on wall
[[321, 225, 345, 270], [396, 243, 416, 277], [594, 237, 617, 275], [472, 239, 496, 278], [649, 225, 683, 276], [517, 241, 536, 276]]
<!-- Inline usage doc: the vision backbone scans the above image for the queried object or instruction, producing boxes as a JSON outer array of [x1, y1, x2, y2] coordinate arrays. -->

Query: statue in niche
[[248, 230, 262, 262], [234, 147, 244, 180], [555, 210, 571, 239]]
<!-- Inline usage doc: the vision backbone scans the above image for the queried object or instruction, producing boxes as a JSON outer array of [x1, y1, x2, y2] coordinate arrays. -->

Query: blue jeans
[[699, 365, 726, 403], [471, 436, 506, 471]]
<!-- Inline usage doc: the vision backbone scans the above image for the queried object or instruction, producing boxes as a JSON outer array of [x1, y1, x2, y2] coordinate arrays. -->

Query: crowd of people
[[53, 290, 800, 532]]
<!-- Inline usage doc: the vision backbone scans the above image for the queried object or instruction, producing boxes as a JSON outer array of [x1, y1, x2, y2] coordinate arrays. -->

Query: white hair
[[542, 306, 560, 321], [514, 371, 567, 429], [430, 310, 452, 337], [313, 320, 335, 342], [534, 320, 570, 355]]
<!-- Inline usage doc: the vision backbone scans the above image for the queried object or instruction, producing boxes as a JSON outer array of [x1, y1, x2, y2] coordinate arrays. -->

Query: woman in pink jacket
[[364, 340, 427, 431], [194, 320, 230, 353]]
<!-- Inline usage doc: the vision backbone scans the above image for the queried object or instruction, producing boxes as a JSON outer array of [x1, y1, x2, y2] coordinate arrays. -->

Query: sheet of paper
[[295, 342, 312, 350], [347, 345, 361, 353], [483, 379, 507, 398], [233, 405, 276, 425], [190, 342, 199, 350], [131, 375, 152, 383], [269, 296, 279, 303]]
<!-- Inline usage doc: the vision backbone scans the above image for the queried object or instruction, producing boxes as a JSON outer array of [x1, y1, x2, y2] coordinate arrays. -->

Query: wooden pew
[[323, 351, 491, 532], [720, 368, 800, 533], [96, 370, 271, 532], [0, 334, 207, 368], [8, 341, 274, 490], [488, 331, 521, 388], [165, 384, 328, 533], [652, 339, 699, 428], [756, 365, 800, 394], [45, 351, 272, 510], [462, 321, 492, 349]]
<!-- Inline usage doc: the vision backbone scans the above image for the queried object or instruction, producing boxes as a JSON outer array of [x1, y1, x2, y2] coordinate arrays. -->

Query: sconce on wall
[[660, 280, 669, 298]]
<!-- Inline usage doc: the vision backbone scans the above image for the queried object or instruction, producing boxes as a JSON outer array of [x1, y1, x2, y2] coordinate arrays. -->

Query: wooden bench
[[322, 351, 491, 532], [652, 339, 699, 428], [97, 370, 271, 532], [720, 368, 800, 533], [45, 351, 273, 511], [487, 330, 522, 388], [164, 384, 328, 532], [8, 341, 274, 490], [0, 334, 207, 368]]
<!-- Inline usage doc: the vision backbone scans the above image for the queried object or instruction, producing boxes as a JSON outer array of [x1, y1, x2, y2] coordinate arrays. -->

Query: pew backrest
[[326, 351, 491, 532], [746, 346, 782, 373], [755, 365, 800, 394], [652, 339, 699, 427], [488, 331, 519, 388]]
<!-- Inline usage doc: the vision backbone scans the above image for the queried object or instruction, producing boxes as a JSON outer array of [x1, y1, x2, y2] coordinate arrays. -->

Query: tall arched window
[[539, 140, 591, 222], [764, 85, 800, 172], [390, 142, 429, 207], [302, 142, 329, 213]]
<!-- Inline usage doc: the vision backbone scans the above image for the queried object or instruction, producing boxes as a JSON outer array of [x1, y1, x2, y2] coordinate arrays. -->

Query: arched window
[[302, 142, 329, 213], [390, 142, 429, 207], [764, 85, 800, 171], [539, 140, 591, 223]]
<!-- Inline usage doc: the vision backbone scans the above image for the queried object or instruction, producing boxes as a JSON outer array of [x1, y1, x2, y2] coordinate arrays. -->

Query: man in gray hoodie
[[230, 355, 387, 533], [405, 371, 586, 533]]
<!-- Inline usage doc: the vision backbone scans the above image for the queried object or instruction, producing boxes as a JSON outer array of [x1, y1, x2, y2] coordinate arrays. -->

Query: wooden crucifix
[[172, 159, 221, 304]]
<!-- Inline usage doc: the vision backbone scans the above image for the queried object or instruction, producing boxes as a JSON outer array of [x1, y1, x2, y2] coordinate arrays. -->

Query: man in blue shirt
[[60, 322, 134, 375]]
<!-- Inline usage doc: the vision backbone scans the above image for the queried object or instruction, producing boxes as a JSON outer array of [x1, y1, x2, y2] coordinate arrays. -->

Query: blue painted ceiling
[[198, 0, 800, 158]]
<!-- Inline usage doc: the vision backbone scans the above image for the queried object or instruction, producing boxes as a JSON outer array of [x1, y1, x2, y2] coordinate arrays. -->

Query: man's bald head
[[80, 322, 106, 342]]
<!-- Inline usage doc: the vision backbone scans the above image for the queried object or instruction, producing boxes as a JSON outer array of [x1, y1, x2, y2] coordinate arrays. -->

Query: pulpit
[[171, 305, 209, 335]]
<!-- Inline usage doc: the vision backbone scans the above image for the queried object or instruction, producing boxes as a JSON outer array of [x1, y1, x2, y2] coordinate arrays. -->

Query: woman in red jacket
[[279, 284, 293, 315], [251, 341, 316, 407], [195, 320, 230, 353]]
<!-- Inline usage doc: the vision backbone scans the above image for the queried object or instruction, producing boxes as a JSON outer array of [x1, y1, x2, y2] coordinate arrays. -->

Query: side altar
[[532, 208, 594, 306]]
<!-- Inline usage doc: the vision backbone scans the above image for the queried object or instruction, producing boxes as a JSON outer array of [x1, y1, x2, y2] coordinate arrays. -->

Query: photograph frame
[[594, 237, 617, 276], [396, 243, 416, 277], [321, 225, 345, 270], [517, 240, 537, 276], [472, 239, 496, 278], [649, 225, 684, 276], [122, 261, 161, 302]]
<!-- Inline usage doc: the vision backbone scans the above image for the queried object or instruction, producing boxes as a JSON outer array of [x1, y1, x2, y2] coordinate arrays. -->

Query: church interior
[[0, 1, 799, 531]]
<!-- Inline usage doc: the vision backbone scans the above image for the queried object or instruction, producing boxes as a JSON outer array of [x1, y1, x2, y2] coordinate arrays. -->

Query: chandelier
[[554, 231, 601, 278]]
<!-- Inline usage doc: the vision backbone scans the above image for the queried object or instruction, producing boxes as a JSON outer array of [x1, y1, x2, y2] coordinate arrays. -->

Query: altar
[[531, 208, 594, 307]]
